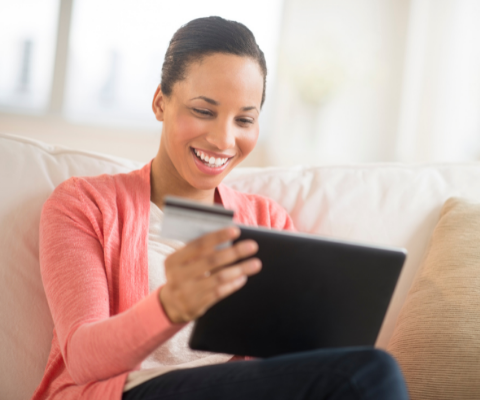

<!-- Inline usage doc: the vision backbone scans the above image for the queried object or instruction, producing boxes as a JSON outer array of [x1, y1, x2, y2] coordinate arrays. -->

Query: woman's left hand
[[159, 227, 261, 323]]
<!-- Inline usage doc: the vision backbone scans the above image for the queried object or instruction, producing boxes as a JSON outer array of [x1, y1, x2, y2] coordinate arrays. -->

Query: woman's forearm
[[39, 180, 184, 385], [64, 288, 184, 384]]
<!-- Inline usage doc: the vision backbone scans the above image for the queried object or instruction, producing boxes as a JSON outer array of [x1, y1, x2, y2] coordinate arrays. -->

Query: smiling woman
[[151, 52, 263, 198], [33, 16, 408, 400], [150, 17, 265, 200]]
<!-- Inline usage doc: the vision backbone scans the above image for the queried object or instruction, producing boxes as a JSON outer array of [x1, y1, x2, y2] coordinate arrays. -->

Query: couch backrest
[[2, 133, 480, 399]]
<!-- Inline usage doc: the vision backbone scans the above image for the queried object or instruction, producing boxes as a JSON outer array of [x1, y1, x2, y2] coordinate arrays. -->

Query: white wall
[[266, 0, 480, 166], [396, 0, 480, 162], [265, 0, 410, 166]]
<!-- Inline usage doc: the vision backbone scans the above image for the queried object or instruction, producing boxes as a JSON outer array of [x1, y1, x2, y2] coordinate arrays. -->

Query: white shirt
[[124, 202, 232, 391]]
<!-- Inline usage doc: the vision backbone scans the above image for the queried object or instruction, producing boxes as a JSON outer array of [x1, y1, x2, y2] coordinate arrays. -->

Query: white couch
[[2, 132, 480, 400]]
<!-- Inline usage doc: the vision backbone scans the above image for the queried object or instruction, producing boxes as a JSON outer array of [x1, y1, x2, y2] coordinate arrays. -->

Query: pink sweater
[[33, 161, 295, 400]]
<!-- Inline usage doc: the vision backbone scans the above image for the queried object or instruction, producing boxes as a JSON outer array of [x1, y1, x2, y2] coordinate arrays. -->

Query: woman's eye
[[193, 108, 212, 117], [237, 118, 254, 125]]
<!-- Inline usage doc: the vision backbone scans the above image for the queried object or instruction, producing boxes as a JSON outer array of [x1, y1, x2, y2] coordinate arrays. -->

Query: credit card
[[160, 196, 235, 246]]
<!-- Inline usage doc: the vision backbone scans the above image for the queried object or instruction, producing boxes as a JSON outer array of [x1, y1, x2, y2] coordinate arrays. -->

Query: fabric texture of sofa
[[2, 132, 480, 400]]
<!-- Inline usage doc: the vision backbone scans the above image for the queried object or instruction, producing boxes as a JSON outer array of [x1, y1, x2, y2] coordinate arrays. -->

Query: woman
[[33, 16, 409, 400]]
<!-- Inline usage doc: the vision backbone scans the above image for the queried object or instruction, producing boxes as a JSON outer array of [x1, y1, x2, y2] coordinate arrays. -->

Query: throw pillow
[[387, 197, 480, 399]]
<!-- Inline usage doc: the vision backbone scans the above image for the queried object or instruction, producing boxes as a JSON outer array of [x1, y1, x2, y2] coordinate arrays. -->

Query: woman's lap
[[122, 347, 408, 400]]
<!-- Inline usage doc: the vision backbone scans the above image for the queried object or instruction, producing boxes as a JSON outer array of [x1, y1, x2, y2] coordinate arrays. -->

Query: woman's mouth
[[190, 147, 233, 176], [192, 148, 230, 168]]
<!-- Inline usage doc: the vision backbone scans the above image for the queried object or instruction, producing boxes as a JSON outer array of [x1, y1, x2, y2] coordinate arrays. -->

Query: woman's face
[[153, 53, 264, 191]]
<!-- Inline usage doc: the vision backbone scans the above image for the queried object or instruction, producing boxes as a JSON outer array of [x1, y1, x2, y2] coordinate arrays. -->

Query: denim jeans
[[122, 347, 409, 400]]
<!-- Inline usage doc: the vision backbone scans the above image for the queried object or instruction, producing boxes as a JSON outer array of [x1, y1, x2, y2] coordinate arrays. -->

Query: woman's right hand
[[159, 226, 261, 323]]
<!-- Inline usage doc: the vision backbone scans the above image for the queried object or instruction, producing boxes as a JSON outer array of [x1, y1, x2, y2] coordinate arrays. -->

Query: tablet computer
[[189, 225, 406, 358]]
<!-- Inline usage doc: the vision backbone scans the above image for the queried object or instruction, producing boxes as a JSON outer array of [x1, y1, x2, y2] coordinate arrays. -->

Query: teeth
[[193, 149, 229, 168]]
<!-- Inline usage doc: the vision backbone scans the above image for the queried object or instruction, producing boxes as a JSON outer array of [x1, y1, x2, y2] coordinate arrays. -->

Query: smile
[[192, 148, 230, 168]]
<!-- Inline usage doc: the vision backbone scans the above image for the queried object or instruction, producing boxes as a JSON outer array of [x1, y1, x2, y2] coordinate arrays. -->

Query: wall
[[265, 0, 410, 166]]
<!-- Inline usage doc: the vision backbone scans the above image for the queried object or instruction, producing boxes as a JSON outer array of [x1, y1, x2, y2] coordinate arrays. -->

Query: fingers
[[196, 257, 262, 307], [189, 239, 259, 279], [166, 226, 259, 281], [160, 227, 263, 323], [168, 226, 241, 266], [200, 275, 248, 315], [210, 257, 262, 282], [160, 258, 261, 323]]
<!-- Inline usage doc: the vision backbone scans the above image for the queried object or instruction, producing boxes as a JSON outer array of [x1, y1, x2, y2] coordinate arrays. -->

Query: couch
[[2, 132, 480, 400]]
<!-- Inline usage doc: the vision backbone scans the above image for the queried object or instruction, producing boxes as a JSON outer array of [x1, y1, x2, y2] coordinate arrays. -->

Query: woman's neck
[[150, 152, 215, 210]]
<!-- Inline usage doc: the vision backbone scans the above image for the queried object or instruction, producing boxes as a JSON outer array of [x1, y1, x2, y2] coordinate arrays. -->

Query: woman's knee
[[367, 348, 400, 371], [351, 348, 408, 399], [298, 348, 408, 399]]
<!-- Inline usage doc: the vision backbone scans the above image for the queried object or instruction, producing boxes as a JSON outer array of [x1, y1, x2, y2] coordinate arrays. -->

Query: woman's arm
[[40, 178, 261, 385], [39, 180, 183, 385]]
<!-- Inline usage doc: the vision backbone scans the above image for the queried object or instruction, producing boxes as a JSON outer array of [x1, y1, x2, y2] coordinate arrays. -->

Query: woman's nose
[[205, 121, 236, 150]]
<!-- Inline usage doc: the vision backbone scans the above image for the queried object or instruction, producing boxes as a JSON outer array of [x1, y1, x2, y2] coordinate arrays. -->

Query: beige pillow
[[387, 197, 480, 399]]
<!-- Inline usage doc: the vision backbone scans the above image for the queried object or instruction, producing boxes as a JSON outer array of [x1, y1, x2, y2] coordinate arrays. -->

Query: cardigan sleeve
[[39, 179, 184, 385]]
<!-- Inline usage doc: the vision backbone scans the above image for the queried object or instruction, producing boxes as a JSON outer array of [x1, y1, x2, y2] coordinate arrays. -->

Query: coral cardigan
[[33, 162, 295, 400]]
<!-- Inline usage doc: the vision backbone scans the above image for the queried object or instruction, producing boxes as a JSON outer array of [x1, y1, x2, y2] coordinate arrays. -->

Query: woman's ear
[[152, 85, 166, 122]]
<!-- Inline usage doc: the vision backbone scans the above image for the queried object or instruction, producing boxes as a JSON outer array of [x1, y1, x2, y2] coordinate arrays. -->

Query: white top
[[124, 202, 232, 391]]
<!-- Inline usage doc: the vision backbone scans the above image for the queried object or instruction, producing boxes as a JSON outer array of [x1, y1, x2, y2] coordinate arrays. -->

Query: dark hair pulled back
[[161, 16, 267, 107]]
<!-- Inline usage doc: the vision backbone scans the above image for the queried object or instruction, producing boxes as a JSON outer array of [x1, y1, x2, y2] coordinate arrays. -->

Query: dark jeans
[[123, 347, 409, 400]]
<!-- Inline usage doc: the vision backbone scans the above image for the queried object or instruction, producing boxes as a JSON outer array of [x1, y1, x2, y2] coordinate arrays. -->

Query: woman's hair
[[161, 16, 267, 107]]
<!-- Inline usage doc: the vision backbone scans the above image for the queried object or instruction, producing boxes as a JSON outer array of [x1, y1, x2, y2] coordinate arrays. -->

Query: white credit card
[[160, 196, 235, 245]]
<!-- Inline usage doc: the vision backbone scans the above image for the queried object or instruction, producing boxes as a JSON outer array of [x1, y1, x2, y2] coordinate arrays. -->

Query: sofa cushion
[[387, 197, 480, 399]]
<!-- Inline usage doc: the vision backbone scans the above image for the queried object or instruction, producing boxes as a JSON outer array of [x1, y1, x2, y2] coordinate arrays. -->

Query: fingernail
[[248, 241, 258, 252], [236, 275, 247, 285], [240, 241, 255, 253]]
